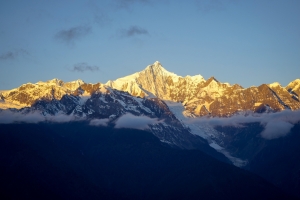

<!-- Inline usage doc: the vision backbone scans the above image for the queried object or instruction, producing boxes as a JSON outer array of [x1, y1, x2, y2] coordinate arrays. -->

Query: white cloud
[[185, 109, 300, 140], [114, 113, 161, 130], [0, 110, 45, 123], [261, 120, 293, 139], [45, 112, 80, 123], [89, 118, 109, 126], [0, 110, 83, 124]]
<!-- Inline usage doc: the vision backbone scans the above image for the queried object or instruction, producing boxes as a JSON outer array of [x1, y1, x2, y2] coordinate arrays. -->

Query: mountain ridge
[[1, 61, 299, 117]]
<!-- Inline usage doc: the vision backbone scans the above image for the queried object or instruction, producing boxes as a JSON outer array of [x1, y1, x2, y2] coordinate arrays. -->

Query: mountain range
[[1, 61, 300, 198], [1, 61, 300, 116]]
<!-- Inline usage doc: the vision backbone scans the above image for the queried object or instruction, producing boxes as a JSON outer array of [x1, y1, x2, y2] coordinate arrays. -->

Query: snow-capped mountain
[[106, 61, 300, 117], [1, 61, 300, 197], [1, 61, 299, 116], [0, 82, 228, 162], [1, 61, 299, 166], [106, 61, 205, 100]]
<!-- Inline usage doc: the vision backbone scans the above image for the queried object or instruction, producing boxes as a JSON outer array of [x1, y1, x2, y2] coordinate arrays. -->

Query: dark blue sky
[[0, 0, 299, 89]]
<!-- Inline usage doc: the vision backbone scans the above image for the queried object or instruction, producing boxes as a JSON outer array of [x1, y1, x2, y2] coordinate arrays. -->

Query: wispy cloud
[[186, 110, 300, 140], [70, 62, 100, 72], [115, 113, 161, 130], [0, 49, 29, 60], [119, 26, 149, 38], [54, 25, 91, 45]]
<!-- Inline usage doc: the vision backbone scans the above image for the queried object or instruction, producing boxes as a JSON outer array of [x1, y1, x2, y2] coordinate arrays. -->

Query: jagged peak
[[47, 78, 63, 83], [36, 78, 64, 86], [145, 61, 166, 70], [154, 60, 161, 65], [185, 74, 205, 84], [287, 79, 300, 87], [232, 84, 243, 89], [200, 76, 220, 88], [35, 78, 84, 88], [143, 61, 181, 79], [206, 76, 219, 83], [69, 79, 84, 83], [66, 79, 85, 85], [258, 83, 271, 90], [107, 61, 207, 87], [21, 82, 34, 86], [268, 82, 282, 88]]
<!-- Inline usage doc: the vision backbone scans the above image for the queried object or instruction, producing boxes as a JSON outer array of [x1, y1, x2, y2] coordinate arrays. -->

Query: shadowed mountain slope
[[0, 122, 296, 200]]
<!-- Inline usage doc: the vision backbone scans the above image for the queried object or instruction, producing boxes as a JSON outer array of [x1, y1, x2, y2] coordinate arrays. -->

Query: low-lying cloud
[[261, 120, 294, 140], [0, 110, 161, 131], [186, 109, 300, 139], [115, 113, 161, 129], [0, 110, 82, 124], [54, 25, 91, 45], [71, 62, 100, 72], [1, 107, 299, 139], [89, 118, 109, 126]]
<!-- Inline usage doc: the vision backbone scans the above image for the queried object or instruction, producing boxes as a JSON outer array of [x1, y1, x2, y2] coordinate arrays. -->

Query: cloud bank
[[1, 108, 299, 139], [261, 120, 294, 140], [186, 109, 300, 139], [0, 110, 82, 124], [0, 111, 161, 131], [115, 113, 160, 129]]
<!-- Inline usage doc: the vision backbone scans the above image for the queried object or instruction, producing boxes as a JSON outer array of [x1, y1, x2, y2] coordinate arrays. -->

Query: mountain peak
[[154, 61, 161, 65], [146, 61, 164, 70], [268, 82, 282, 88], [44, 78, 64, 86], [143, 61, 180, 79], [205, 76, 219, 84]]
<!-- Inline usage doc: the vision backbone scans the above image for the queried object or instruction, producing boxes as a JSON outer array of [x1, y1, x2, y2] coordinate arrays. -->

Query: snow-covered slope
[[105, 61, 205, 101]]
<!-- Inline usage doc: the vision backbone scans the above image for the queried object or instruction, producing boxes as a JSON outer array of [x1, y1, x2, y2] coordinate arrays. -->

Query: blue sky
[[0, 0, 299, 89]]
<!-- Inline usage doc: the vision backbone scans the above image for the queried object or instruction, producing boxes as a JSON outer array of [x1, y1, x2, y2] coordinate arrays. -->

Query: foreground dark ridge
[[0, 122, 296, 200]]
